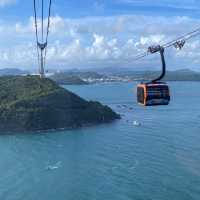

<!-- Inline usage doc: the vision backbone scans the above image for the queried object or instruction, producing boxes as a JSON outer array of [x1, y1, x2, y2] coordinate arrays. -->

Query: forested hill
[[0, 76, 119, 132]]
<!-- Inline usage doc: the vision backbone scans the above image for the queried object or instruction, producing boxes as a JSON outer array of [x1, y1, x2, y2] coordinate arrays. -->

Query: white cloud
[[140, 35, 165, 45], [0, 14, 200, 71]]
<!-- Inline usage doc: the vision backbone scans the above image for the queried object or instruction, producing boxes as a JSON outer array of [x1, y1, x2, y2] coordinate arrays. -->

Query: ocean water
[[0, 82, 200, 200]]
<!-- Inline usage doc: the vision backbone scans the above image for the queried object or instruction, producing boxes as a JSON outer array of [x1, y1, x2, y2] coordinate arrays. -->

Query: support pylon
[[38, 42, 47, 78]]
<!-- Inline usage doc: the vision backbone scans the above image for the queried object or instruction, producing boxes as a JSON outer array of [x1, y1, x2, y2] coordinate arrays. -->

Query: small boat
[[133, 121, 141, 127]]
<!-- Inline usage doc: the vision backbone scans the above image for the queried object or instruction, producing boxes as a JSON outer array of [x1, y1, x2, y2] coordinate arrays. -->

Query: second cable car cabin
[[137, 45, 170, 106]]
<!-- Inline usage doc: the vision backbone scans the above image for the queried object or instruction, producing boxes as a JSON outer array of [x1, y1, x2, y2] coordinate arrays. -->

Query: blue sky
[[0, 0, 200, 71], [3, 0, 200, 20]]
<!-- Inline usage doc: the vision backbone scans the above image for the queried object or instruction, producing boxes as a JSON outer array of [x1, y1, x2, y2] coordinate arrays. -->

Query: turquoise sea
[[0, 82, 200, 200]]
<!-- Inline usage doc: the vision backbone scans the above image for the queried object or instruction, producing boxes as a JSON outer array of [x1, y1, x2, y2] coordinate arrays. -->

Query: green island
[[0, 75, 120, 132]]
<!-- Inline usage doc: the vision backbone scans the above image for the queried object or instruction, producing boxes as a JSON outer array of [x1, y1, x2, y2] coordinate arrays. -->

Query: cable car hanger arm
[[147, 45, 166, 83]]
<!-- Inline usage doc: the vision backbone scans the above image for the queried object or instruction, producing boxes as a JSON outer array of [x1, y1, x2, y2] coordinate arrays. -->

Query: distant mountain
[[87, 68, 200, 82], [80, 67, 200, 80], [0, 68, 29, 76], [49, 68, 200, 85], [115, 69, 200, 81], [50, 73, 88, 85], [79, 66, 150, 75], [50, 71, 107, 85], [72, 71, 107, 79], [165, 69, 200, 81]]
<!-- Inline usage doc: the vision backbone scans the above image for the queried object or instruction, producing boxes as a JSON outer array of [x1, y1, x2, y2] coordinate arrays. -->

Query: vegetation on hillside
[[0, 76, 120, 132]]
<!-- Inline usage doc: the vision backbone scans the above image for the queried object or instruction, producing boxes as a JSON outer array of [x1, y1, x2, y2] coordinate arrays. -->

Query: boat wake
[[45, 161, 62, 171]]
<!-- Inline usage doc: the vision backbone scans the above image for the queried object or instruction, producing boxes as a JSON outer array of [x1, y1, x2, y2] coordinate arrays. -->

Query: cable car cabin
[[136, 45, 171, 106], [137, 82, 170, 106]]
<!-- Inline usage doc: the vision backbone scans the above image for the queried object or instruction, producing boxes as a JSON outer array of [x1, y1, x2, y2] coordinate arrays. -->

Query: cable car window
[[146, 86, 169, 100]]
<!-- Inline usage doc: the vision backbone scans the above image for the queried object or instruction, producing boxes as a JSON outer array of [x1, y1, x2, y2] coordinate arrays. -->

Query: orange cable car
[[137, 45, 170, 106]]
